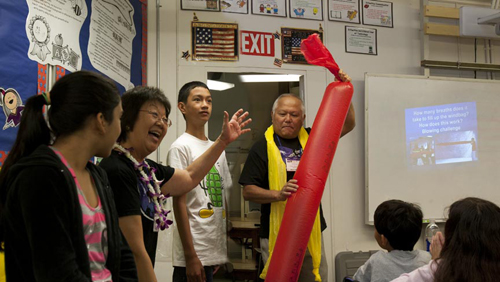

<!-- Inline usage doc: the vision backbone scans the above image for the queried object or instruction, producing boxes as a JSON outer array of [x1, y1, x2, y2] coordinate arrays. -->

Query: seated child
[[353, 200, 431, 282], [393, 197, 500, 282]]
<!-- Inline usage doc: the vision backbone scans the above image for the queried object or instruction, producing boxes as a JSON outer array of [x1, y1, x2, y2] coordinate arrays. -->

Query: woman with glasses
[[99, 86, 251, 282]]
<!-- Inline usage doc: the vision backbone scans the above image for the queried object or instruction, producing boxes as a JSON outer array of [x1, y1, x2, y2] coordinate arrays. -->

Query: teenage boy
[[167, 81, 232, 282]]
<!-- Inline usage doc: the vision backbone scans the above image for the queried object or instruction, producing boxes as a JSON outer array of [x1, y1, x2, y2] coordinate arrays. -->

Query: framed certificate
[[181, 0, 221, 12], [222, 0, 249, 14], [345, 26, 377, 55], [289, 0, 323, 21], [362, 0, 393, 28], [251, 0, 287, 17], [328, 0, 360, 24]]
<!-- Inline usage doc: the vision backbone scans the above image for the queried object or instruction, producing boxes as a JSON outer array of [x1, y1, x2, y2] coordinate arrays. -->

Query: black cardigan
[[1, 145, 137, 281]]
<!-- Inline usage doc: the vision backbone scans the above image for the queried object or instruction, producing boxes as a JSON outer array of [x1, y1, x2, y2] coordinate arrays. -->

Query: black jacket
[[1, 145, 137, 281]]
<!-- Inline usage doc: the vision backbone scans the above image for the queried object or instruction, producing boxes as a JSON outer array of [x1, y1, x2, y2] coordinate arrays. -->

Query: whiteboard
[[365, 74, 500, 224]]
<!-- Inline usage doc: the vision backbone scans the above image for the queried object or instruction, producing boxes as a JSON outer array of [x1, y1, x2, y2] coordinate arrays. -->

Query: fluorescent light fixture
[[207, 79, 235, 91], [240, 74, 301, 83]]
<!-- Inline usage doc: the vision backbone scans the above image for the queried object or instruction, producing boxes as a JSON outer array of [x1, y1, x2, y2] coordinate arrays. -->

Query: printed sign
[[345, 26, 377, 55], [240, 30, 275, 57], [362, 0, 393, 28], [328, 0, 360, 23], [88, 0, 136, 89], [25, 0, 87, 71]]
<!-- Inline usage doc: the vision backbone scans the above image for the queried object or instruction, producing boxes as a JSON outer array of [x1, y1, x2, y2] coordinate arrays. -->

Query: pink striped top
[[51, 148, 112, 282]]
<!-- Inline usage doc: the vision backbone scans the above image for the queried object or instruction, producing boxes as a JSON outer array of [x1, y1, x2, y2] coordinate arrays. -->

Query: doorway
[[207, 71, 303, 217], [206, 71, 303, 266]]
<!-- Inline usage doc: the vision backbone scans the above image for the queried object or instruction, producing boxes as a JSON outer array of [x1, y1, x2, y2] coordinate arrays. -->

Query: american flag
[[291, 37, 303, 55], [192, 23, 238, 61], [273, 58, 283, 67]]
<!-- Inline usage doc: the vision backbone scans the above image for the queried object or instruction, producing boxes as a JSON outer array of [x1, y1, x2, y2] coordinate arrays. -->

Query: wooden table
[[228, 218, 261, 281]]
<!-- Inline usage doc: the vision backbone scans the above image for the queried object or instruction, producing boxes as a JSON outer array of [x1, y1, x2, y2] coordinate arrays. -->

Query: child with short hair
[[353, 200, 430, 282], [168, 81, 232, 282]]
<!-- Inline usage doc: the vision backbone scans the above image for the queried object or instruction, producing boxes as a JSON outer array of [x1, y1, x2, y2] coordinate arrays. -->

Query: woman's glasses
[[139, 110, 172, 127]]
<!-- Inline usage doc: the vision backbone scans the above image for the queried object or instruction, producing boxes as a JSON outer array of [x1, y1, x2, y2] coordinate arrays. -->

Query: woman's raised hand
[[219, 109, 252, 145]]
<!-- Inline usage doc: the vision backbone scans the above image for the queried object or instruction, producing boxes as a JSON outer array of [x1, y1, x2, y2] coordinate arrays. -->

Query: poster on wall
[[281, 27, 322, 64], [362, 0, 393, 28], [88, 0, 136, 89], [181, 0, 221, 11], [222, 0, 249, 13], [252, 0, 287, 17], [345, 26, 377, 55], [0, 0, 146, 166], [328, 0, 360, 23], [25, 0, 87, 71], [3, 0, 42, 166], [289, 0, 323, 20], [192, 21, 239, 61]]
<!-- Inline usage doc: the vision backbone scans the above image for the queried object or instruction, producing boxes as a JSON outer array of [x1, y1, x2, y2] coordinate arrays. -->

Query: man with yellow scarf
[[239, 71, 354, 281]]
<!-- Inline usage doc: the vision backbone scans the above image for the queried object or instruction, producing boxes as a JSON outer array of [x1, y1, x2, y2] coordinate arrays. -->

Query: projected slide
[[405, 102, 478, 166]]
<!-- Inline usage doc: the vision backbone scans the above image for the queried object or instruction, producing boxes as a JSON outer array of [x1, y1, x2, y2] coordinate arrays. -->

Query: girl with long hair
[[0, 71, 137, 281]]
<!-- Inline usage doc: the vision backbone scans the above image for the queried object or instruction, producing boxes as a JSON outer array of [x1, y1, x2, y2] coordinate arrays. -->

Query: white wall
[[148, 0, 499, 280]]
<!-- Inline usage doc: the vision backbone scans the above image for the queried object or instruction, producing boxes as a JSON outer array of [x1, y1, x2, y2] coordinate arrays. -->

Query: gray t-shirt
[[353, 250, 431, 282]]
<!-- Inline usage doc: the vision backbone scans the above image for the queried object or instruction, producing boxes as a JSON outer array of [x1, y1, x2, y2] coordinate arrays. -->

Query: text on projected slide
[[405, 102, 478, 166]]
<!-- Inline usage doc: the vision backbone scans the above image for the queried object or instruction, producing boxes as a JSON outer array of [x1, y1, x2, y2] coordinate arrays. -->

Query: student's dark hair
[[434, 197, 500, 282], [118, 86, 171, 142], [178, 81, 209, 104], [0, 71, 120, 245], [374, 199, 423, 251]]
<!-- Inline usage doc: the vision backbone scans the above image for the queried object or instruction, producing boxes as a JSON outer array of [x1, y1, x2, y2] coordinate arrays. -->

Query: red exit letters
[[240, 31, 274, 57]]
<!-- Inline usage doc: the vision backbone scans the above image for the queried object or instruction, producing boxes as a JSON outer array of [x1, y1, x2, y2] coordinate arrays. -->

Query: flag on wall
[[291, 37, 302, 55], [192, 21, 238, 61], [273, 58, 283, 67], [281, 27, 322, 64]]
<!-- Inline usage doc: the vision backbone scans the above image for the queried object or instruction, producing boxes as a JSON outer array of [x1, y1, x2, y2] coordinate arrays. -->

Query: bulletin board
[[0, 0, 147, 166]]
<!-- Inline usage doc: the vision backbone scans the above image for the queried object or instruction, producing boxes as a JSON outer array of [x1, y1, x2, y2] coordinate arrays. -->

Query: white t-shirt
[[167, 132, 232, 267]]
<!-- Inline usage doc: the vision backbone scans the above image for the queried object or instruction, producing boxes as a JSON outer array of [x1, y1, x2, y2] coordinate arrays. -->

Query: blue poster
[[0, 0, 146, 166], [0, 1, 38, 164]]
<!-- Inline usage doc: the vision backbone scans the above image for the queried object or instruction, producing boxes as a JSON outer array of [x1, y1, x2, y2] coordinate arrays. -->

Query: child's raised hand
[[430, 231, 445, 260]]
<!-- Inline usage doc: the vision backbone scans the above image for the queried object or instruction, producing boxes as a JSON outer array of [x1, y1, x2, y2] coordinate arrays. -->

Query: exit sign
[[240, 30, 275, 57]]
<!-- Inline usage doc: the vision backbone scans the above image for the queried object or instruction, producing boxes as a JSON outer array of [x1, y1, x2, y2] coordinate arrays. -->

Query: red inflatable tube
[[265, 34, 353, 281]]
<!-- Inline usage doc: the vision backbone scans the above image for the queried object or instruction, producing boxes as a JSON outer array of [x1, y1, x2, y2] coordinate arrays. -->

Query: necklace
[[113, 143, 172, 231]]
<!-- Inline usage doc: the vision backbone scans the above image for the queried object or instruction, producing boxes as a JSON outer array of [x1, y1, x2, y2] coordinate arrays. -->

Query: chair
[[335, 250, 378, 282]]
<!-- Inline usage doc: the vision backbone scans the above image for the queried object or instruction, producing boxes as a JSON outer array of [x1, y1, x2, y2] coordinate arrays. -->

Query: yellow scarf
[[260, 125, 322, 281]]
